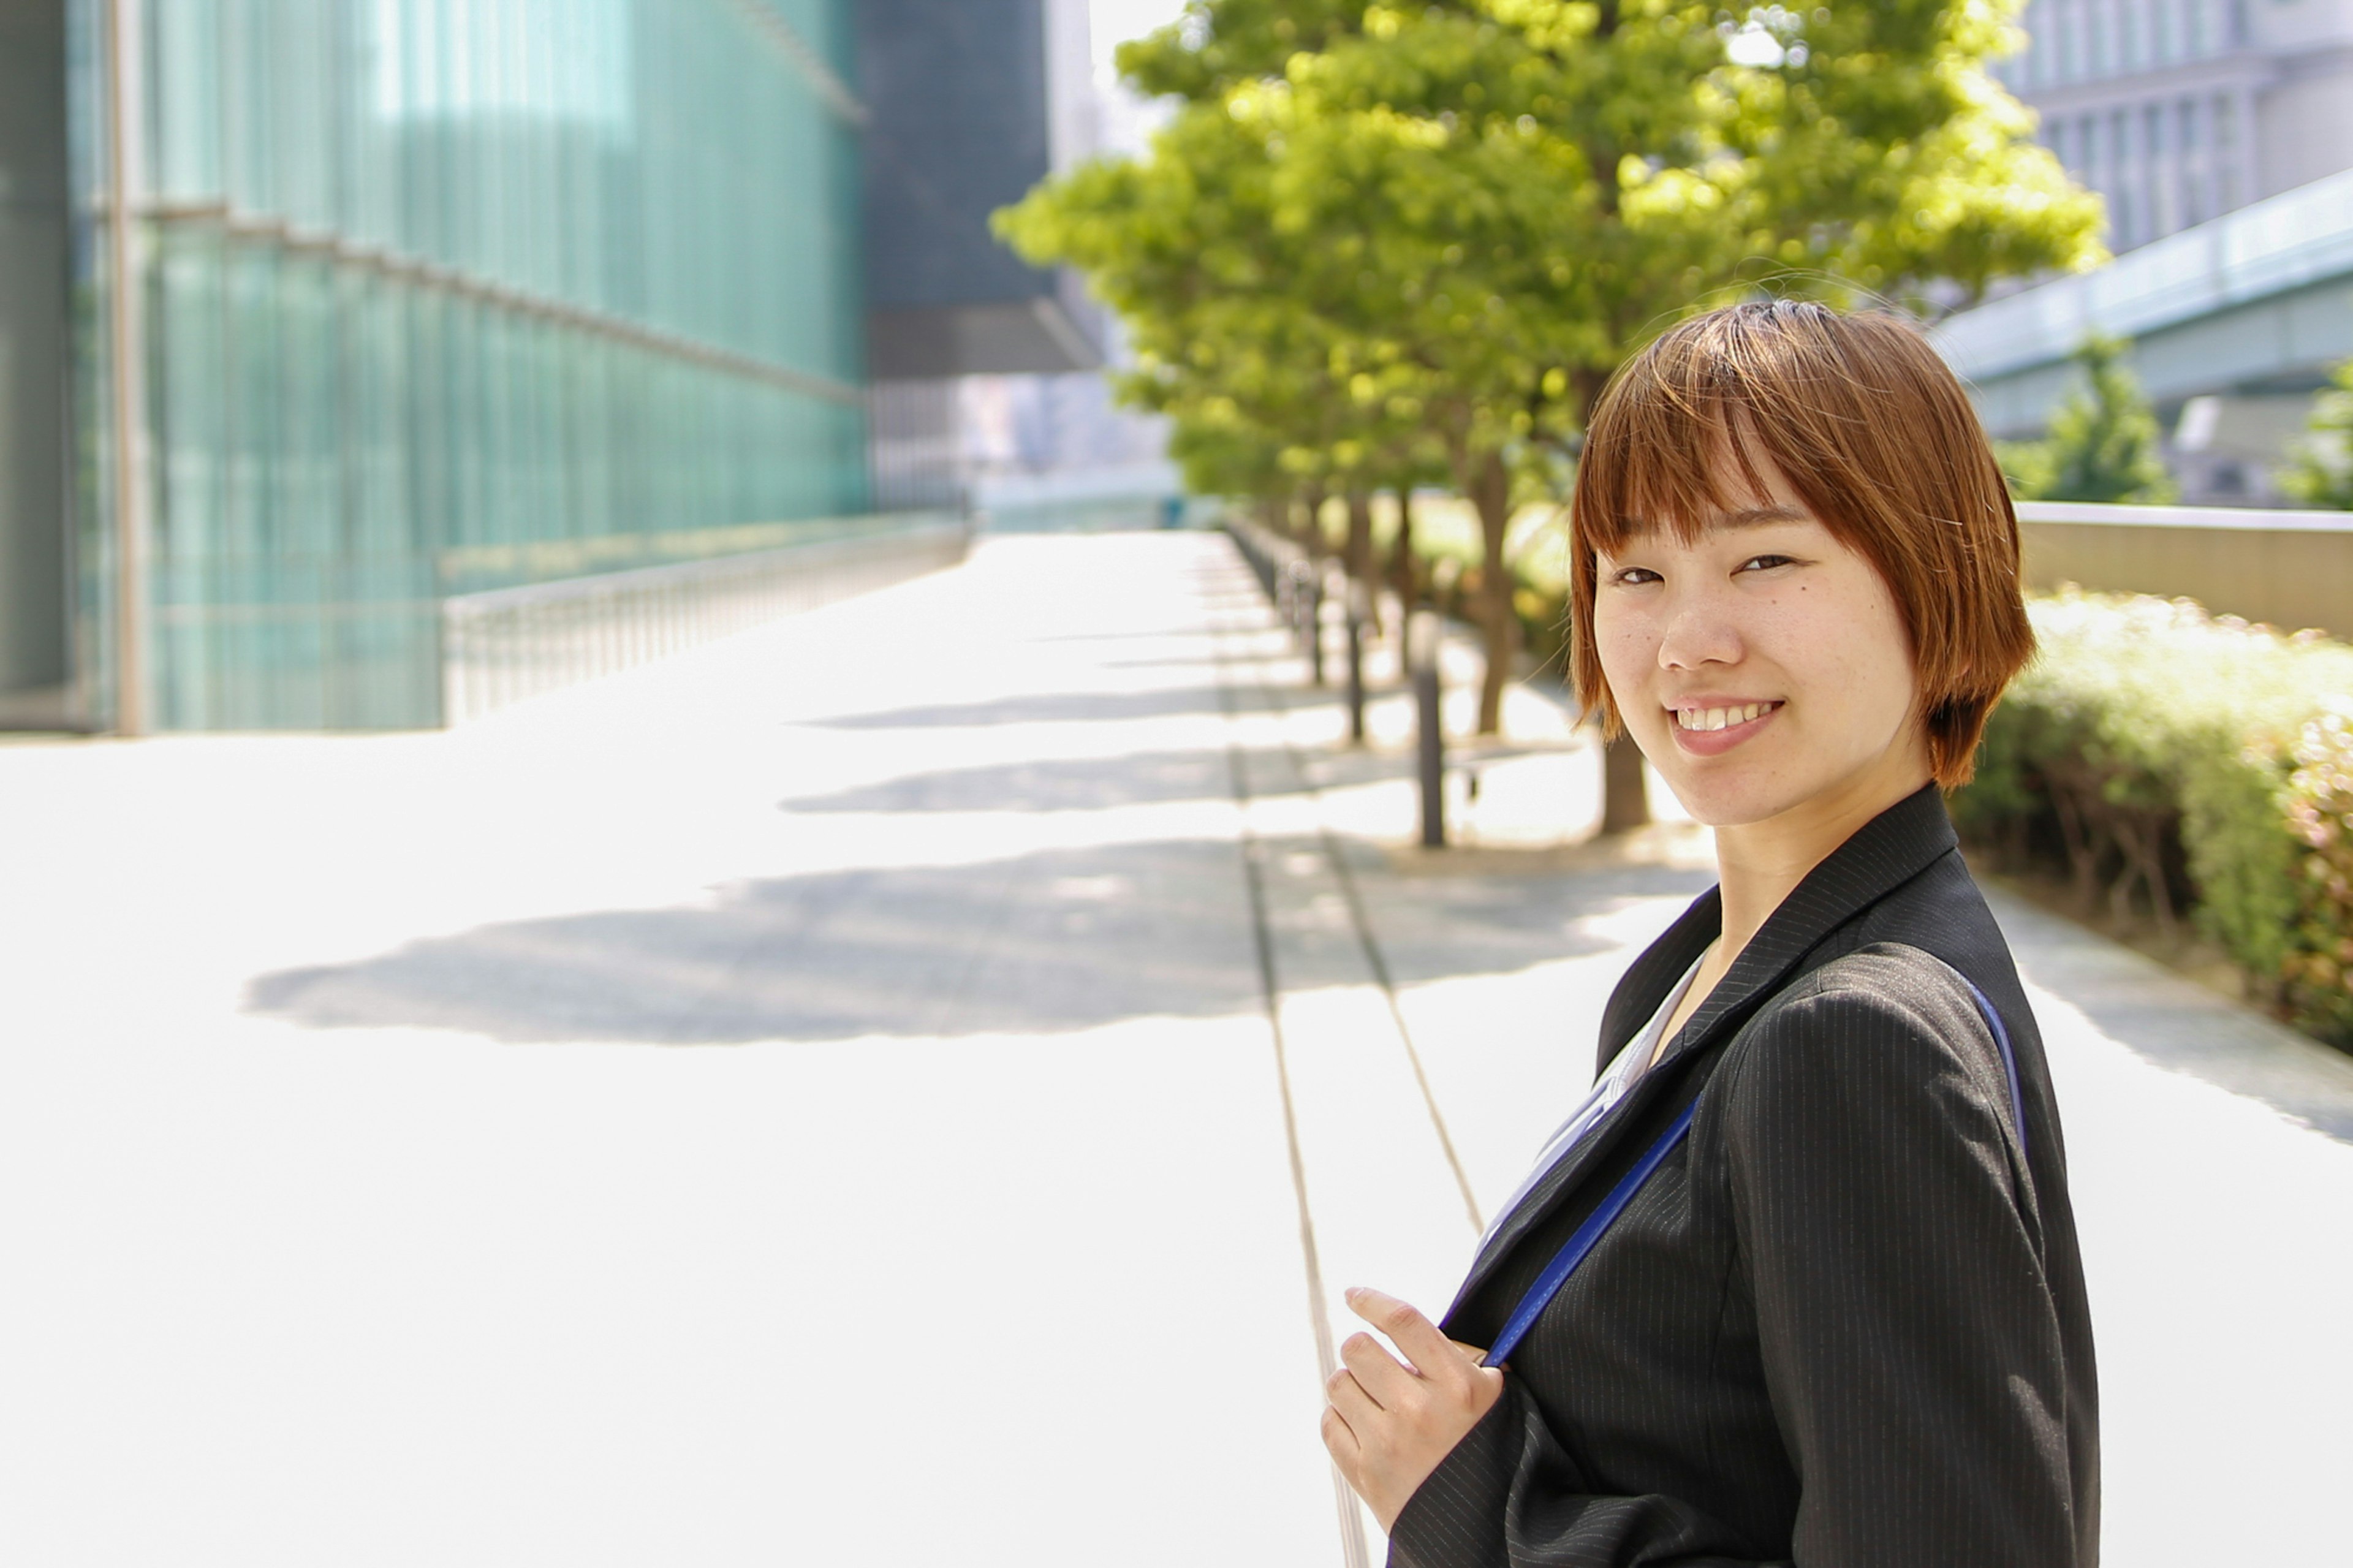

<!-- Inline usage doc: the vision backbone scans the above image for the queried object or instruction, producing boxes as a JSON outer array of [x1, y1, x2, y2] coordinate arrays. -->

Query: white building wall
[[1998, 0, 2353, 251]]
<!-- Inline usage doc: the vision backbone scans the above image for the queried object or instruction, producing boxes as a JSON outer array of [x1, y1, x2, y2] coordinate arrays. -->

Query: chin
[[1644, 752, 1806, 829], [1662, 780, 1792, 830]]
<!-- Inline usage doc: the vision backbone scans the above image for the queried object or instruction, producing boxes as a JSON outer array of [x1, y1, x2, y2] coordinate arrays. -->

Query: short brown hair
[[1567, 300, 2034, 789]]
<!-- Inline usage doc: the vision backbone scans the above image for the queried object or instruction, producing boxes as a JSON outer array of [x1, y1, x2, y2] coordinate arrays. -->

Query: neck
[[1708, 756, 1933, 963]]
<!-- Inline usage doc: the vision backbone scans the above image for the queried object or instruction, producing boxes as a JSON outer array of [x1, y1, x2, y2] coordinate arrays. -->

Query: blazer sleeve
[[1387, 1380, 1783, 1567], [1716, 970, 2080, 1567], [1387, 963, 2082, 1568]]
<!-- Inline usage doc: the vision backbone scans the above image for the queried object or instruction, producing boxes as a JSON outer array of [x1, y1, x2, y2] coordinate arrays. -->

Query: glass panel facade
[[69, 0, 868, 729]]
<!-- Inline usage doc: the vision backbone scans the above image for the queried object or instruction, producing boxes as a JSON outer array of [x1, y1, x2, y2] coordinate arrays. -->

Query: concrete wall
[[0, 0, 70, 713], [2261, 51, 2353, 198], [2017, 501, 2353, 640]]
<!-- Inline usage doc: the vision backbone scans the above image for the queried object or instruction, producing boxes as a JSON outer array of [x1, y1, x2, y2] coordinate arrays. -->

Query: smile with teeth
[[1673, 701, 1782, 732]]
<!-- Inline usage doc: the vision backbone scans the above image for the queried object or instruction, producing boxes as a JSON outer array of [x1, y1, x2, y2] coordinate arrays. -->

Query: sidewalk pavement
[[2, 529, 2347, 1566]]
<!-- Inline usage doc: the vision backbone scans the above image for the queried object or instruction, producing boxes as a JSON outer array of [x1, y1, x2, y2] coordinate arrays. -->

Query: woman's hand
[[1319, 1286, 1506, 1533]]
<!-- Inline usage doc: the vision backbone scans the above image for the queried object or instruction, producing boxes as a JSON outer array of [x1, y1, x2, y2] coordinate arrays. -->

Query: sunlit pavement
[[3, 530, 2349, 1566]]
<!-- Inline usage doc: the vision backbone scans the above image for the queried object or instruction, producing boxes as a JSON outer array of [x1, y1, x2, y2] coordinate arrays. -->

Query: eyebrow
[[1615, 502, 1811, 537], [1707, 504, 1810, 529]]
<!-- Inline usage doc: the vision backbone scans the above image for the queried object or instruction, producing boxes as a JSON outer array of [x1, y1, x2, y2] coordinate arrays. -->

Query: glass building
[[3, 1, 878, 730]]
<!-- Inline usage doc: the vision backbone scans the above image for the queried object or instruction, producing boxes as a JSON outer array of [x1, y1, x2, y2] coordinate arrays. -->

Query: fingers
[[1320, 1393, 1362, 1464], [1451, 1338, 1498, 1371], [1340, 1329, 1420, 1408], [1344, 1286, 1455, 1382], [1325, 1361, 1382, 1440]]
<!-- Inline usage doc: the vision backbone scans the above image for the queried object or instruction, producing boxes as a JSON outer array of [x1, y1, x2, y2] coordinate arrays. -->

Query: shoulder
[[1712, 943, 2012, 1163], [1761, 942, 1987, 1045]]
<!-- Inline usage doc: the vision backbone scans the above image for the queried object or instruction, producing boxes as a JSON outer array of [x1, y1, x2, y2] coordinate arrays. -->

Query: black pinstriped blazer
[[1391, 785, 2098, 1567]]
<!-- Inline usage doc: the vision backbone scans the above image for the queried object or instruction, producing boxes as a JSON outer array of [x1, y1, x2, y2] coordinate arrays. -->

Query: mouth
[[1666, 700, 1783, 756]]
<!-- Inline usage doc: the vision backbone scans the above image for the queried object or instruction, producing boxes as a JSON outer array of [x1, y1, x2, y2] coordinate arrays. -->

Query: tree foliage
[[998, 0, 2105, 771], [2001, 333, 2176, 504], [2281, 356, 2353, 510]]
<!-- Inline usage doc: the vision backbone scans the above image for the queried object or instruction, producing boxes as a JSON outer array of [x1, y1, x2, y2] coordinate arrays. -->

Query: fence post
[[1410, 608, 1445, 849], [1305, 564, 1325, 687], [1344, 575, 1367, 743]]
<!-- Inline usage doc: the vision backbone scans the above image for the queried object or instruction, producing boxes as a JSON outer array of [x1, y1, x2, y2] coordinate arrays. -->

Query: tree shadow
[[1345, 851, 1717, 988], [782, 747, 1306, 814], [807, 685, 1235, 730], [1985, 889, 2353, 1145], [243, 838, 1660, 1046]]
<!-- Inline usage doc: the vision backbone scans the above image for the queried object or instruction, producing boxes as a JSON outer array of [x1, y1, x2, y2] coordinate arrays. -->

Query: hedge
[[1952, 589, 2353, 1050]]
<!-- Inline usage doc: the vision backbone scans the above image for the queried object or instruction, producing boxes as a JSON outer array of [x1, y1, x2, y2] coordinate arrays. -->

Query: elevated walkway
[[1933, 166, 2353, 434]]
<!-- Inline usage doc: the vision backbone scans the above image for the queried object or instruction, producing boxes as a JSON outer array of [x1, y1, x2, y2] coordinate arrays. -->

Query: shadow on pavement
[[1985, 888, 2353, 1145], [1347, 850, 1716, 990], [247, 839, 1653, 1044], [807, 685, 1233, 730], [781, 747, 1309, 814]]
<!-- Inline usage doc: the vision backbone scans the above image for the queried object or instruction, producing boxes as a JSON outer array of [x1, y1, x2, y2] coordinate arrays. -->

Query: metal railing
[[1223, 514, 1453, 845], [441, 517, 971, 724]]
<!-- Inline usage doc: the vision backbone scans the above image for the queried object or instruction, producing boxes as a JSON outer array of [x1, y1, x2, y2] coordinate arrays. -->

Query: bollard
[[1344, 577, 1367, 744], [1305, 566, 1326, 687], [1409, 608, 1446, 848]]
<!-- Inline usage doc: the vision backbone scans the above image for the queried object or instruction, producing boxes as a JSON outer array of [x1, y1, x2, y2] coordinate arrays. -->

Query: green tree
[[1002, 0, 2103, 823], [2280, 356, 2353, 510], [2005, 334, 2177, 504]]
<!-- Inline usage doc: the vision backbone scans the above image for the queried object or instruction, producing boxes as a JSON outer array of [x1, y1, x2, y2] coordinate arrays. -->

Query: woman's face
[[1591, 451, 1930, 831]]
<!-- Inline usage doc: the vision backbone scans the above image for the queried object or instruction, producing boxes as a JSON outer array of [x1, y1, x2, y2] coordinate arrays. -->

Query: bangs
[[1575, 389, 1786, 561], [1572, 299, 1868, 562]]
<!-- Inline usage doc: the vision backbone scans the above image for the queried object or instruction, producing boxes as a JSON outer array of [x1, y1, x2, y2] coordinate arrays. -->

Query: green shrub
[[2286, 710, 2353, 1040], [2280, 355, 2353, 510], [1955, 589, 2353, 1050]]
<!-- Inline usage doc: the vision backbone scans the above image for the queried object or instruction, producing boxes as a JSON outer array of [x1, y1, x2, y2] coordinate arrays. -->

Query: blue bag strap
[[1483, 970, 2026, 1368], [1485, 1097, 1699, 1366], [1955, 974, 2028, 1162]]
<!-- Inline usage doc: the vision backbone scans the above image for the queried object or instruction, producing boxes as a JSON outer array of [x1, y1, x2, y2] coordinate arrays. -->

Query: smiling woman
[[1320, 302, 2099, 1567]]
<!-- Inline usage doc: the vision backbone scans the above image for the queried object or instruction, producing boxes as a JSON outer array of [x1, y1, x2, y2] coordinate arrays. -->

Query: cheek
[[1591, 605, 1657, 704], [1784, 584, 1916, 722]]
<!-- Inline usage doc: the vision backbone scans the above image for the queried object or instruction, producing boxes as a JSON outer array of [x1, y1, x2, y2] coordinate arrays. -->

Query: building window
[[2118, 108, 2136, 244], [2174, 97, 2192, 225], [2215, 91, 2241, 210]]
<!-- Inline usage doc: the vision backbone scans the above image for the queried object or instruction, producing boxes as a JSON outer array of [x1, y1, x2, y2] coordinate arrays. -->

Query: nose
[[1656, 585, 1743, 672]]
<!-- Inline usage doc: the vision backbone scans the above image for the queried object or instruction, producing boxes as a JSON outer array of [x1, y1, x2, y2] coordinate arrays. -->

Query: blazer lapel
[[1447, 786, 1961, 1318]]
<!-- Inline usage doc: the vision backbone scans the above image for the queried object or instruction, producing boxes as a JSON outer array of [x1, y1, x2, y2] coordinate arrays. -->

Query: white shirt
[[1476, 955, 1706, 1254]]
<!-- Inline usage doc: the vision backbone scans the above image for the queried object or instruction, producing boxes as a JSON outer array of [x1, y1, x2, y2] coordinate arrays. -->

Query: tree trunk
[[1295, 485, 1330, 551], [1599, 733, 1651, 835], [1469, 450, 1518, 736]]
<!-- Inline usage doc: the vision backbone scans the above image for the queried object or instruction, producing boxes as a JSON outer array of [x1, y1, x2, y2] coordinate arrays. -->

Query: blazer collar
[[1447, 784, 1960, 1323]]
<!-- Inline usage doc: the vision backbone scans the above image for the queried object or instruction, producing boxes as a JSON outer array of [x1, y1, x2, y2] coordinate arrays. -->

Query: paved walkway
[[2, 530, 2349, 1566]]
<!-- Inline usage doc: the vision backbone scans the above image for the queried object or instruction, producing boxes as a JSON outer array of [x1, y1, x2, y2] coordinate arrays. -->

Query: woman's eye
[[1610, 567, 1661, 586], [1738, 554, 1795, 574]]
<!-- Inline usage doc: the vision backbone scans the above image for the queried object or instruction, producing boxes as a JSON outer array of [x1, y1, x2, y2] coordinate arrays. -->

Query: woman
[[1319, 301, 2099, 1567]]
